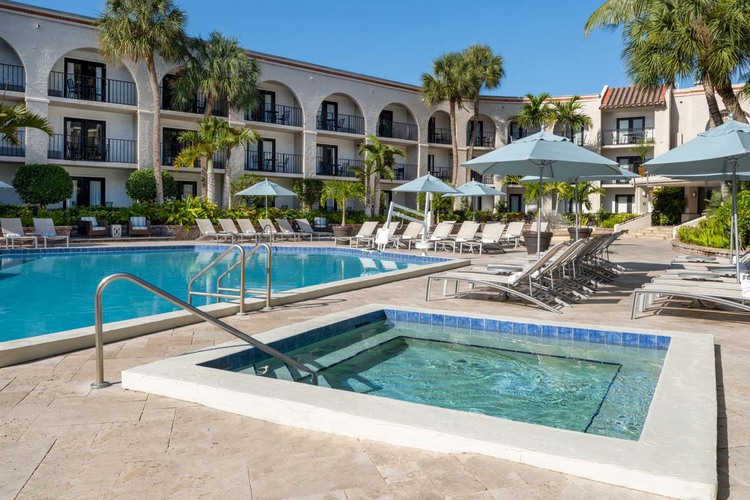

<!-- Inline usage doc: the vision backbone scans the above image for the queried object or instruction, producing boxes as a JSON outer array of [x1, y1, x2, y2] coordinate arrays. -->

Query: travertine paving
[[1, 238, 747, 499]]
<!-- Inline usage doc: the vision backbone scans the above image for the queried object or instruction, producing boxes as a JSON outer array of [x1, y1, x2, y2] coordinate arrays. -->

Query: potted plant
[[523, 228, 554, 254], [563, 181, 604, 241], [321, 180, 364, 238]]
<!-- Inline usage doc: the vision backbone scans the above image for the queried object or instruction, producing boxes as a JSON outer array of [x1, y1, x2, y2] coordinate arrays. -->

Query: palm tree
[[221, 128, 260, 209], [513, 93, 554, 131], [171, 31, 261, 200], [0, 100, 52, 145], [463, 45, 504, 162], [421, 52, 470, 185], [320, 180, 364, 227], [175, 116, 257, 203], [550, 96, 592, 142], [98, 0, 188, 205], [357, 134, 404, 216], [562, 181, 606, 224]]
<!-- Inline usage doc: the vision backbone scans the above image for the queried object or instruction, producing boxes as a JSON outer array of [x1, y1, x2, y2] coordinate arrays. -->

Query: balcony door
[[257, 138, 276, 171], [65, 58, 105, 102], [617, 117, 645, 144], [615, 194, 635, 213], [467, 120, 484, 146], [260, 91, 276, 122], [177, 181, 197, 200], [378, 110, 393, 137], [317, 144, 337, 175], [162, 128, 188, 165], [72, 176, 106, 207], [321, 101, 338, 130], [65, 118, 105, 161]]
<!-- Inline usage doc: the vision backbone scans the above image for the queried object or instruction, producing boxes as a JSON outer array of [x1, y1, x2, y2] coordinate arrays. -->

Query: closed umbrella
[[235, 179, 297, 218], [464, 131, 620, 258]]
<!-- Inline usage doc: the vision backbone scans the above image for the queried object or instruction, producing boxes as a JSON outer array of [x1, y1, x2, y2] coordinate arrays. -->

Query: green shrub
[[293, 178, 325, 210], [164, 197, 221, 226], [651, 187, 686, 225], [12, 164, 73, 206], [125, 169, 177, 203], [678, 218, 730, 248], [600, 213, 639, 229]]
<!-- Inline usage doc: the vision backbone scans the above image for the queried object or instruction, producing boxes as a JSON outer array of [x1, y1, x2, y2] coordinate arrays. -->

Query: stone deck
[[0, 238, 746, 499]]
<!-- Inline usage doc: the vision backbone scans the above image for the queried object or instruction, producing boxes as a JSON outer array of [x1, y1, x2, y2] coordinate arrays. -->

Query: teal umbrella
[[236, 179, 297, 218], [445, 180, 505, 197], [464, 131, 620, 258], [0, 181, 11, 189], [645, 118, 750, 281]]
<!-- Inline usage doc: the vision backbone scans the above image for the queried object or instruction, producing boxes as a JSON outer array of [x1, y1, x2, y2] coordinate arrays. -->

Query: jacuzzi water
[[227, 316, 667, 440], [0, 246, 432, 342]]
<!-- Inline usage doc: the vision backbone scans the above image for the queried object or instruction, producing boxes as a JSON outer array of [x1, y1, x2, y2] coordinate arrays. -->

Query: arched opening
[[428, 111, 451, 144], [465, 114, 496, 148], [316, 93, 365, 135], [377, 102, 418, 141], [0, 37, 24, 92], [160, 69, 227, 117], [47, 48, 137, 105], [247, 80, 303, 127]]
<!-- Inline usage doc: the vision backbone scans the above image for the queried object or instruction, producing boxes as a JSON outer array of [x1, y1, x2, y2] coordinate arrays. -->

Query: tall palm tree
[[357, 134, 404, 216], [222, 129, 260, 209], [320, 180, 364, 226], [563, 182, 606, 223], [98, 0, 187, 205], [171, 31, 261, 200], [513, 93, 554, 131], [421, 52, 470, 185], [175, 116, 257, 203], [463, 45, 504, 163], [550, 96, 593, 141], [0, 101, 52, 145]]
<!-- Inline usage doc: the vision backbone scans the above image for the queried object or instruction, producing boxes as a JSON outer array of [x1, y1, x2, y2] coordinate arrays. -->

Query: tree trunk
[[449, 100, 459, 185], [713, 80, 746, 199], [146, 57, 164, 204], [363, 176, 371, 217], [201, 97, 216, 200], [467, 98, 479, 163], [206, 158, 215, 204], [222, 152, 233, 209], [373, 173, 382, 216], [702, 76, 724, 128]]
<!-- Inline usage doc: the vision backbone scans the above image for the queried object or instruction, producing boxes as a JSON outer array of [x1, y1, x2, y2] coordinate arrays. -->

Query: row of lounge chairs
[[0, 218, 69, 248], [196, 218, 332, 243], [426, 232, 626, 313]]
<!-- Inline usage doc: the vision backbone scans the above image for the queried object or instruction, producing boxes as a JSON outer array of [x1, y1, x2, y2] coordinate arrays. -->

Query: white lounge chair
[[460, 223, 506, 255], [295, 218, 332, 240], [219, 219, 257, 243], [195, 218, 233, 242], [236, 219, 261, 243], [259, 219, 293, 242], [277, 219, 312, 241], [0, 218, 37, 248], [391, 221, 424, 250], [32, 218, 69, 248], [427, 221, 456, 251], [439, 222, 480, 253], [336, 221, 379, 248], [502, 221, 525, 248]]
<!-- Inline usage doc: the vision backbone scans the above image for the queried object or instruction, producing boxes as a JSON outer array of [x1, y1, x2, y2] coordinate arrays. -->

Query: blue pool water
[[211, 310, 668, 440], [0, 246, 432, 342]]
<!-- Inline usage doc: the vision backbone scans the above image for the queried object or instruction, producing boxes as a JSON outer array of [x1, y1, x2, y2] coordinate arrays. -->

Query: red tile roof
[[600, 85, 668, 109]]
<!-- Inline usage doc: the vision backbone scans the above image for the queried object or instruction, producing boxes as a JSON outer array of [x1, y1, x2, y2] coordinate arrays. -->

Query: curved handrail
[[188, 244, 246, 313], [92, 273, 318, 388]]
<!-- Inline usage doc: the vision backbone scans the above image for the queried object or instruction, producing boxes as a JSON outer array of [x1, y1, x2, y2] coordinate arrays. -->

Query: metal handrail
[[92, 273, 318, 388], [216, 243, 272, 310], [188, 244, 246, 313]]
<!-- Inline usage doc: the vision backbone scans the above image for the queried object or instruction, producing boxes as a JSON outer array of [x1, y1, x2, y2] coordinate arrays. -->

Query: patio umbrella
[[235, 179, 297, 218], [0, 180, 12, 189], [464, 131, 620, 258], [445, 180, 505, 197], [645, 118, 750, 281]]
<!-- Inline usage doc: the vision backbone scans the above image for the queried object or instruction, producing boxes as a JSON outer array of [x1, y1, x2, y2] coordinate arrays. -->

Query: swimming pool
[[0, 245, 448, 343]]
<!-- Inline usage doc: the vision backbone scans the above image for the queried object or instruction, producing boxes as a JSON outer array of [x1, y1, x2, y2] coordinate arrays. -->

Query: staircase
[[623, 226, 675, 240]]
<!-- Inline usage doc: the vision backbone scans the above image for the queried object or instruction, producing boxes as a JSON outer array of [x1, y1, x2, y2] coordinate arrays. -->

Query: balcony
[[471, 171, 496, 186], [161, 91, 228, 117], [466, 132, 495, 148], [246, 104, 302, 127], [316, 157, 362, 177], [316, 113, 364, 135], [428, 127, 451, 145], [0, 130, 25, 157], [377, 121, 417, 141], [48, 134, 136, 163], [392, 163, 418, 181], [161, 143, 227, 169], [602, 128, 655, 146], [245, 150, 302, 175], [48, 71, 136, 106], [0, 63, 24, 92], [428, 165, 452, 182]]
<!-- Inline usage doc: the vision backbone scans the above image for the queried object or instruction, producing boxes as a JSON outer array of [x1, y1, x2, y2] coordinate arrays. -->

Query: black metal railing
[[161, 89, 228, 117], [0, 63, 24, 92], [428, 165, 452, 181], [392, 163, 418, 181], [428, 127, 452, 144], [377, 121, 417, 141], [161, 142, 227, 169], [316, 157, 363, 177], [483, 174, 495, 185], [48, 134, 136, 163], [466, 131, 495, 147], [316, 113, 365, 135], [508, 128, 538, 142], [245, 151, 303, 174], [246, 104, 302, 127], [601, 128, 655, 146], [605, 164, 640, 184], [0, 130, 25, 157], [48, 71, 136, 105]]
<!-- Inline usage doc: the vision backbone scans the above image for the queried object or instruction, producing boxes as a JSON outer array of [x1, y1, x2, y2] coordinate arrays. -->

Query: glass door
[[72, 177, 106, 206], [65, 58, 105, 101], [321, 101, 338, 131], [615, 194, 635, 213], [65, 118, 105, 161], [467, 120, 484, 146], [617, 117, 645, 144], [257, 138, 276, 171], [317, 144, 337, 175], [378, 110, 393, 138]]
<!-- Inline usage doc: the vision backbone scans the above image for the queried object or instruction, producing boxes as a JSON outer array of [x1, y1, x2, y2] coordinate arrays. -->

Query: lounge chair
[[631, 278, 750, 319], [439, 222, 480, 253], [336, 221, 379, 248], [426, 221, 456, 251], [78, 217, 108, 238], [236, 219, 262, 243], [460, 223, 506, 255], [501, 221, 525, 248], [259, 219, 293, 242], [32, 218, 69, 248], [195, 218, 233, 242], [1, 218, 38, 248], [295, 218, 332, 240], [277, 219, 312, 241], [219, 219, 258, 243], [128, 216, 151, 237], [391, 221, 424, 250]]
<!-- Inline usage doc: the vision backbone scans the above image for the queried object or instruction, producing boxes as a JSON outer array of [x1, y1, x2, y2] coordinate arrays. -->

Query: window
[[177, 181, 197, 200], [162, 128, 189, 166], [252, 90, 276, 122], [70, 177, 106, 207], [509, 122, 526, 142], [256, 138, 276, 170], [319, 101, 338, 131], [428, 117, 436, 142], [467, 120, 484, 146], [615, 194, 635, 213], [64, 118, 105, 161], [378, 110, 393, 137], [616, 117, 646, 144], [65, 58, 105, 102], [316, 144, 338, 175], [427, 154, 435, 168], [615, 156, 642, 184], [508, 193, 524, 213]]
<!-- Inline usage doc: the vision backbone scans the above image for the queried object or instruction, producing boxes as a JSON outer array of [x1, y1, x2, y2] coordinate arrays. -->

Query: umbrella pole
[[575, 180, 579, 241], [537, 168, 543, 260], [265, 195, 268, 219], [732, 161, 740, 283]]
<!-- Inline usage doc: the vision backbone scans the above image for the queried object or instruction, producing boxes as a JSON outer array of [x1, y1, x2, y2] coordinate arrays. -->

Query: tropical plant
[[651, 186, 687, 225], [421, 52, 470, 185], [171, 31, 261, 199], [292, 178, 325, 211], [230, 173, 263, 208], [320, 180, 364, 226], [522, 181, 569, 217], [125, 169, 177, 203], [513, 92, 554, 130], [356, 134, 404, 216], [561, 181, 606, 223], [12, 164, 73, 206], [0, 100, 53, 145], [463, 44, 504, 162], [98, 0, 188, 205], [551, 96, 592, 140], [220, 128, 260, 209], [163, 196, 220, 226], [174, 116, 258, 203]]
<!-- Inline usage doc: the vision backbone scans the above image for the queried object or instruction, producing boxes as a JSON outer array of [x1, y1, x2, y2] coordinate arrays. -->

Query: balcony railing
[[428, 165, 452, 182], [601, 128, 655, 146], [605, 164, 640, 184], [471, 172, 496, 186], [246, 104, 302, 127], [377, 121, 417, 141], [161, 90, 228, 117], [508, 128, 539, 142], [467, 131, 495, 148], [161, 143, 227, 169], [316, 113, 365, 135], [48, 134, 136, 163], [393, 163, 418, 181], [0, 130, 25, 157], [428, 127, 452, 145], [316, 157, 362, 177], [0, 63, 24, 92], [245, 151, 302, 174], [48, 71, 136, 106]]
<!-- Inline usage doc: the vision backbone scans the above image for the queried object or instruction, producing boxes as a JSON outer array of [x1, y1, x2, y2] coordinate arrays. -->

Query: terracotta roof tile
[[600, 85, 668, 109]]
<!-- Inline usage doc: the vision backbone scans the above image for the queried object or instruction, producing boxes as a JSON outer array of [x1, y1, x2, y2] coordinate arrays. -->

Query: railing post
[[237, 245, 247, 315], [92, 282, 111, 389], [264, 244, 273, 311]]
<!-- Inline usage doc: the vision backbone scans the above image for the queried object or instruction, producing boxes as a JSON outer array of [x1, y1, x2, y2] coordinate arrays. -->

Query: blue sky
[[23, 0, 635, 96]]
